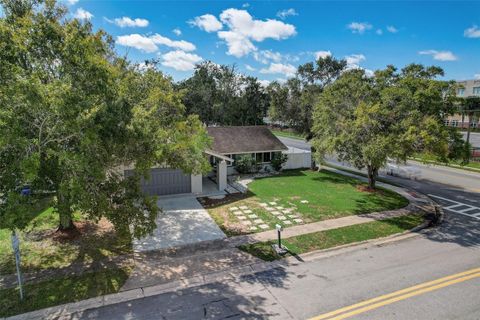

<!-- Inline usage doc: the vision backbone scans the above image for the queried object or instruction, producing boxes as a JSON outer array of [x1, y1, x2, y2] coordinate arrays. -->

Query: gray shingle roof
[[207, 126, 288, 154]]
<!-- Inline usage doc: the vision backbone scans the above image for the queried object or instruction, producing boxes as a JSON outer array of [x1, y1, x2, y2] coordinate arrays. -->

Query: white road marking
[[428, 194, 480, 220]]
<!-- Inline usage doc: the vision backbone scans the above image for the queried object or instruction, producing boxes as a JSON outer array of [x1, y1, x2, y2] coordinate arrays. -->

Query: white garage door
[[125, 168, 191, 196]]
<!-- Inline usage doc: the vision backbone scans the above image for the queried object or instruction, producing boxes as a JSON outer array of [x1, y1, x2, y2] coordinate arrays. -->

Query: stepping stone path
[[229, 202, 305, 233]]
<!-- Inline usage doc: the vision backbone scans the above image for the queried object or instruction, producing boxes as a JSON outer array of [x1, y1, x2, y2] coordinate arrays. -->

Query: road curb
[[4, 213, 436, 320]]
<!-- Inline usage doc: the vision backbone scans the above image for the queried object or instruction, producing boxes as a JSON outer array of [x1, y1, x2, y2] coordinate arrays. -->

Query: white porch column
[[191, 174, 202, 194], [217, 160, 227, 191]]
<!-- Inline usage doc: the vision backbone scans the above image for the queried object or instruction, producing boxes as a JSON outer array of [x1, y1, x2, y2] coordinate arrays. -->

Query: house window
[[451, 120, 459, 127], [263, 152, 271, 163], [471, 122, 478, 129], [444, 120, 450, 126], [255, 153, 263, 163], [457, 88, 465, 96], [473, 87, 480, 95]]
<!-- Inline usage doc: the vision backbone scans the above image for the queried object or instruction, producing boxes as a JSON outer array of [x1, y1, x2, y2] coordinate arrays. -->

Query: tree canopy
[[312, 65, 458, 188], [178, 62, 268, 126], [0, 0, 210, 237], [267, 56, 347, 136]]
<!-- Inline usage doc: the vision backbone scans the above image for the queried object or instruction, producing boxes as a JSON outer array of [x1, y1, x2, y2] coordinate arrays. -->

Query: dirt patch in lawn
[[356, 185, 385, 194], [46, 218, 115, 242]]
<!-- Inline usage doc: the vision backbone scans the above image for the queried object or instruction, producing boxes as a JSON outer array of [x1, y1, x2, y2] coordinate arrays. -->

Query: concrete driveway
[[132, 196, 226, 252]]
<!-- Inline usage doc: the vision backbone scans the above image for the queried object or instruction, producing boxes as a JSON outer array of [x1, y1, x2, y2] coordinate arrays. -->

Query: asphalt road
[[56, 137, 480, 320]]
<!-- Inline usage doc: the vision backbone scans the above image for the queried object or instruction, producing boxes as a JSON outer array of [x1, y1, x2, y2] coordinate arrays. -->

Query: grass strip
[[0, 267, 131, 317], [238, 214, 425, 262]]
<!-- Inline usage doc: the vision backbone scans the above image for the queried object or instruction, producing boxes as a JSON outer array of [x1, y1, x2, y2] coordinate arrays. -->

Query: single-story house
[[125, 126, 308, 197]]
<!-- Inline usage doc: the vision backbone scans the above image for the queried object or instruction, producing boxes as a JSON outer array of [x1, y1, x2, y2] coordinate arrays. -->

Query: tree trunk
[[57, 193, 75, 231], [367, 165, 377, 189]]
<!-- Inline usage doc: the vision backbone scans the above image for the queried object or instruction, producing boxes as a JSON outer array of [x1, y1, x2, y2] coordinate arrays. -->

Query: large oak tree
[[0, 0, 210, 237]]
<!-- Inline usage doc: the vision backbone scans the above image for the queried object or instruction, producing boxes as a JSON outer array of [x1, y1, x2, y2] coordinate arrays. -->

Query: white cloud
[[189, 14, 223, 32], [376, 29, 383, 35], [74, 8, 93, 20], [253, 50, 283, 64], [242, 3, 250, 8], [117, 34, 158, 53], [347, 22, 372, 34], [260, 63, 296, 77], [173, 28, 182, 36], [345, 54, 366, 68], [245, 64, 256, 71], [386, 25, 398, 33], [111, 17, 149, 28], [160, 50, 202, 71], [474, 74, 480, 80], [116, 33, 195, 53], [276, 8, 298, 20], [150, 34, 196, 51], [258, 79, 271, 87], [66, 0, 79, 5], [315, 50, 332, 59], [217, 9, 296, 57], [419, 50, 458, 61], [464, 25, 480, 38]]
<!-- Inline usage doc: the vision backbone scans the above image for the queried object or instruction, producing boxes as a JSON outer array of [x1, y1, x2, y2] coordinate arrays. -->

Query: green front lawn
[[0, 267, 131, 317], [206, 169, 408, 236], [239, 214, 425, 261], [0, 198, 132, 275]]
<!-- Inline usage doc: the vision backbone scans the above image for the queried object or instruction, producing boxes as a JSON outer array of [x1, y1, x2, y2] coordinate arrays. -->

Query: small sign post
[[272, 224, 288, 255], [11, 231, 24, 300]]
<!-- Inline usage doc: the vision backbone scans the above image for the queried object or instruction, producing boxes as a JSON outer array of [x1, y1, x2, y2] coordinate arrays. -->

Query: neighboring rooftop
[[207, 126, 288, 154]]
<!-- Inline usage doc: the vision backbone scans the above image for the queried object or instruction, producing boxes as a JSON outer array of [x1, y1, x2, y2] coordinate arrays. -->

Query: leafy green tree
[[268, 56, 347, 136], [271, 153, 288, 171], [312, 65, 456, 189], [180, 62, 268, 126], [234, 155, 257, 174], [0, 0, 210, 237]]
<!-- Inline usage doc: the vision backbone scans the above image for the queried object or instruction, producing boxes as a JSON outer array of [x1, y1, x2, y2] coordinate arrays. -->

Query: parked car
[[384, 160, 422, 180]]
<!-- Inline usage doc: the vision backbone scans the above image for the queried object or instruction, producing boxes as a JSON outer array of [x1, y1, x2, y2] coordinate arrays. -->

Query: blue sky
[[41, 1, 480, 82]]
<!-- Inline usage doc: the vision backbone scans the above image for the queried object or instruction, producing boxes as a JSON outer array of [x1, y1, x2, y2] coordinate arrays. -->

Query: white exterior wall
[[283, 147, 311, 169], [191, 174, 203, 194]]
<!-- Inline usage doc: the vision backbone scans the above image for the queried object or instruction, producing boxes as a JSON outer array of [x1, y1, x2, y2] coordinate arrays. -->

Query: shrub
[[235, 155, 257, 174], [271, 153, 288, 171]]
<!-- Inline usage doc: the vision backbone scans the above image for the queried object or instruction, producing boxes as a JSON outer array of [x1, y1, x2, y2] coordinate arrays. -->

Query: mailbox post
[[272, 224, 288, 255], [11, 231, 24, 300]]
